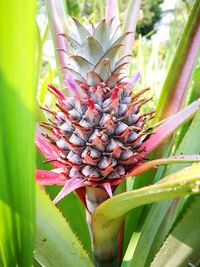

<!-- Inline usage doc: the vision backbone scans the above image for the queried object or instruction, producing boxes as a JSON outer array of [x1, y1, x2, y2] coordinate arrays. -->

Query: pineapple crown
[[37, 18, 154, 203], [59, 17, 132, 88]]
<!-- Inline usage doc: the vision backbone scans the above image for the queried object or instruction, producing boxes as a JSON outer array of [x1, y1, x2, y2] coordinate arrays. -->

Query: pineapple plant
[[36, 16, 200, 266], [1, 0, 200, 266], [35, 1, 200, 266], [0, 0, 200, 267], [37, 19, 154, 263]]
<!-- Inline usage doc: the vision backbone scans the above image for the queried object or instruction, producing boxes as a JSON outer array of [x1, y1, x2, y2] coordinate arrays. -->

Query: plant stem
[[85, 186, 120, 267], [93, 254, 119, 267]]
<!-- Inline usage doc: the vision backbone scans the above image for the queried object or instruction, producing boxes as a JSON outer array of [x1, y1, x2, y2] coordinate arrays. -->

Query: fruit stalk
[[86, 186, 120, 266]]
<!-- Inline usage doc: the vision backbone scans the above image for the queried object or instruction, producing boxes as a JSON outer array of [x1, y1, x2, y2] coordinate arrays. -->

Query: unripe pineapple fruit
[[39, 18, 153, 200]]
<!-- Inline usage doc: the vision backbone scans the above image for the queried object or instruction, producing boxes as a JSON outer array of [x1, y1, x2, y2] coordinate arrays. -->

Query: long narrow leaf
[[156, 0, 200, 120], [121, 0, 141, 58], [129, 155, 200, 176], [36, 152, 92, 259], [0, 1, 36, 265], [150, 196, 200, 267], [45, 0, 69, 83], [105, 0, 119, 27], [140, 98, 200, 157]]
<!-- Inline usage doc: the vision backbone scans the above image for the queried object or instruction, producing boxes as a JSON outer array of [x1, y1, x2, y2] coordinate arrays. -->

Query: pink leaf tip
[[129, 71, 141, 86], [47, 84, 66, 100], [103, 182, 113, 197], [53, 178, 85, 204], [65, 74, 87, 99]]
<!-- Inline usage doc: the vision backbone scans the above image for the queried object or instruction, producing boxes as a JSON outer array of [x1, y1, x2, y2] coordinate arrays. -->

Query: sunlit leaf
[[46, 186, 92, 258], [35, 186, 93, 267], [150, 196, 200, 267], [129, 155, 200, 176], [0, 1, 36, 265]]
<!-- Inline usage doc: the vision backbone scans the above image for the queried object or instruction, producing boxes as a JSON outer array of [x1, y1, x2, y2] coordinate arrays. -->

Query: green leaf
[[127, 110, 200, 267], [122, 231, 141, 267], [156, 0, 200, 120], [35, 186, 93, 267], [83, 36, 104, 65], [73, 17, 91, 44], [0, 1, 36, 266], [91, 163, 200, 261], [36, 151, 92, 259], [193, 66, 200, 81], [167, 110, 200, 175], [139, 97, 200, 158], [37, 68, 56, 111], [34, 258, 43, 267], [174, 85, 200, 150], [129, 155, 200, 177], [150, 196, 200, 267], [35, 19, 49, 87], [46, 186, 92, 258]]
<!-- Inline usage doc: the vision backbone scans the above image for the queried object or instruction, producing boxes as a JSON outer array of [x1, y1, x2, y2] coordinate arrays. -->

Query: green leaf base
[[94, 254, 119, 267]]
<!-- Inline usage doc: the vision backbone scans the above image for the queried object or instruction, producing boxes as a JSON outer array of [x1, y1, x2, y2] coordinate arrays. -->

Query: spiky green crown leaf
[[60, 18, 132, 88]]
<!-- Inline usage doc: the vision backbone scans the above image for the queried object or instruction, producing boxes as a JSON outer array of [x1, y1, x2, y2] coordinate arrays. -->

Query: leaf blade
[[150, 196, 200, 267], [156, 0, 200, 120], [35, 186, 93, 267], [121, 0, 141, 58], [140, 98, 200, 157], [0, 1, 36, 265], [45, 0, 69, 84]]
